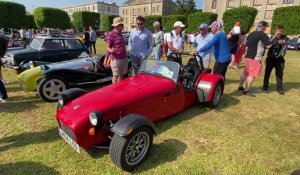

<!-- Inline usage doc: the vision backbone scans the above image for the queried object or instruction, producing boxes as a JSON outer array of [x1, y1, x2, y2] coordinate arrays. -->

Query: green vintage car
[[18, 54, 132, 102]]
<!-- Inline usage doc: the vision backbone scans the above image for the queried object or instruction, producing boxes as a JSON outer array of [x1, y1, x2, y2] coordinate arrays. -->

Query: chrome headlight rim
[[89, 111, 102, 126]]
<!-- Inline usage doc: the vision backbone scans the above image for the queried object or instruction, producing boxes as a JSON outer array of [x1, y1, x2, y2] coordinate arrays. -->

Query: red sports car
[[56, 55, 224, 171]]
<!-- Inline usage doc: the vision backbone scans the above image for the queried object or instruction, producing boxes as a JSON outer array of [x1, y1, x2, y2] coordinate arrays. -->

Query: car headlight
[[89, 111, 102, 126], [58, 95, 64, 106], [29, 61, 34, 68], [10, 56, 15, 65]]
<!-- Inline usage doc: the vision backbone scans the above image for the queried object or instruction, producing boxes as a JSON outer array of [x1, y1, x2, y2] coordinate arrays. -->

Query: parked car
[[18, 54, 132, 102], [104, 31, 129, 45], [56, 54, 224, 171], [287, 38, 299, 50], [1, 36, 90, 73]]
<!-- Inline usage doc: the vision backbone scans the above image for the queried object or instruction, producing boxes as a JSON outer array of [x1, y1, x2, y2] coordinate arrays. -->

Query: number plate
[[59, 128, 80, 153]]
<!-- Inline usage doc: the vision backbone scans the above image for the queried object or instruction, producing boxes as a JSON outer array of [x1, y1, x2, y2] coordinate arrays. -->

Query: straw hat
[[111, 17, 124, 27]]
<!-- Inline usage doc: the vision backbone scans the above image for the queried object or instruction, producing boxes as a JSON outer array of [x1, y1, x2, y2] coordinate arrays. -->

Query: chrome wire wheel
[[125, 131, 150, 166], [42, 79, 66, 101]]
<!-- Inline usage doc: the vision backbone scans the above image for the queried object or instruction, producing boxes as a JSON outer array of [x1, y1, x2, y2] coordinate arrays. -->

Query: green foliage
[[24, 15, 36, 29], [271, 6, 300, 35], [0, 1, 26, 29], [162, 15, 186, 32], [174, 0, 196, 15], [72, 11, 100, 31], [101, 15, 118, 32], [186, 12, 218, 33], [144, 15, 162, 32], [222, 6, 257, 34], [33, 7, 70, 29]]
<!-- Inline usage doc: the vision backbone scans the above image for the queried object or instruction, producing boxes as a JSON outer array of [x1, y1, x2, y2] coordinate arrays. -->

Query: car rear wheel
[[207, 82, 223, 108], [109, 126, 153, 172], [37, 76, 68, 102]]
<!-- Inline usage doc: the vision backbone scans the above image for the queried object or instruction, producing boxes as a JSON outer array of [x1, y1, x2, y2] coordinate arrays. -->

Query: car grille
[[59, 120, 77, 142]]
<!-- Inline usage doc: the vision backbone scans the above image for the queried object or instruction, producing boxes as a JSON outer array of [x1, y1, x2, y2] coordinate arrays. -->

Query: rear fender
[[111, 114, 158, 137], [196, 73, 224, 102]]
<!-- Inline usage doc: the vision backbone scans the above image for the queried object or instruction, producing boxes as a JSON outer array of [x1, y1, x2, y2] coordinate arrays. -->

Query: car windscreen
[[29, 38, 43, 50], [139, 60, 180, 83], [64, 39, 83, 49]]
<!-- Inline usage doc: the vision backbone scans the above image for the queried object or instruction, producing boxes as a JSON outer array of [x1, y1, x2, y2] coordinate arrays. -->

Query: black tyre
[[109, 126, 153, 172], [37, 76, 68, 102], [207, 82, 223, 108]]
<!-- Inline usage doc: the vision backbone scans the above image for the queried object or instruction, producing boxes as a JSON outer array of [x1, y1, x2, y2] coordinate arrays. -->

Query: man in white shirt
[[166, 21, 185, 65], [19, 27, 26, 41]]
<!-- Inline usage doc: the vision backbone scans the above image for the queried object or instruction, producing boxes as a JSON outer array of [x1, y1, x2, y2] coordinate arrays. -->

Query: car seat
[[181, 57, 201, 90]]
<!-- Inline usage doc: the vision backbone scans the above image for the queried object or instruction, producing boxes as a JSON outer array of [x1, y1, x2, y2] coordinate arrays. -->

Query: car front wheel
[[109, 126, 153, 172], [207, 82, 223, 108], [37, 76, 68, 102]]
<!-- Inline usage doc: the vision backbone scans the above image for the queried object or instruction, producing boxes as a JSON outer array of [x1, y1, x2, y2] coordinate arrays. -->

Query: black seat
[[182, 58, 200, 90]]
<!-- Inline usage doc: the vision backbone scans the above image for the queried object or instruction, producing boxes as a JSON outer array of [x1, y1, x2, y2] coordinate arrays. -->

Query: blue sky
[[8, 0, 203, 12]]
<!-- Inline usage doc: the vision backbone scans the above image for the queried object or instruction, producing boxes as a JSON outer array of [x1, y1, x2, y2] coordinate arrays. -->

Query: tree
[[271, 6, 300, 35], [24, 15, 36, 29], [162, 15, 186, 32], [0, 1, 26, 29], [174, 0, 196, 15], [101, 15, 118, 32], [33, 7, 70, 29], [222, 6, 257, 34], [72, 11, 100, 31], [186, 12, 218, 33]]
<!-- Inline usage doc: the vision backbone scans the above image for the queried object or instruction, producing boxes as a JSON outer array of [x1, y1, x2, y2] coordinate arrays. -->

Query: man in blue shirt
[[191, 21, 231, 80], [192, 23, 214, 68], [128, 16, 153, 75]]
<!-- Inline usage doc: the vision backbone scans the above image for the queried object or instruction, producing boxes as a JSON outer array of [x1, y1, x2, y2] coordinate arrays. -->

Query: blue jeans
[[131, 54, 146, 75], [0, 80, 8, 99], [152, 49, 162, 61]]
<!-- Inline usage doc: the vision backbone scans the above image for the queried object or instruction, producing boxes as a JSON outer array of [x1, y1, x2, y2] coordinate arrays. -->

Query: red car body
[[56, 58, 224, 171]]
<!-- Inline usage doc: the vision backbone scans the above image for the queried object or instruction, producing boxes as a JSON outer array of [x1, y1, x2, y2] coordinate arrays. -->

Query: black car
[[1, 36, 90, 73], [287, 38, 300, 50]]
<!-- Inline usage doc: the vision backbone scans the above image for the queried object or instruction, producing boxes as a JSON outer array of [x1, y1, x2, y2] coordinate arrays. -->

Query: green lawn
[[1, 39, 300, 175]]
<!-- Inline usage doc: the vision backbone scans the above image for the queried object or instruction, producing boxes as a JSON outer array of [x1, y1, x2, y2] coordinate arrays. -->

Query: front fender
[[111, 114, 158, 137], [196, 73, 224, 102]]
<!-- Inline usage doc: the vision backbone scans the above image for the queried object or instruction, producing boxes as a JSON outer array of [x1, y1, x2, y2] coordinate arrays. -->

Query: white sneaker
[[0, 98, 6, 103]]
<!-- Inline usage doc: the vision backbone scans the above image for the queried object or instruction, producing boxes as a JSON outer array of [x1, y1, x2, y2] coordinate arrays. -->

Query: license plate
[[59, 128, 80, 153]]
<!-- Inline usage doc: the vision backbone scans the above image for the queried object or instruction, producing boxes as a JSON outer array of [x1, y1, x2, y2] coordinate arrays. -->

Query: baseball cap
[[258, 21, 269, 27], [174, 21, 185, 28], [199, 23, 208, 29], [209, 21, 223, 29]]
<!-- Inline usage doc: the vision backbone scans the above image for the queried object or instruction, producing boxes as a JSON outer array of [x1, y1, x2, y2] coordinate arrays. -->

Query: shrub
[[33, 7, 70, 29], [0, 1, 26, 29], [72, 11, 100, 31], [186, 12, 217, 33], [101, 15, 118, 32], [24, 15, 36, 29], [162, 15, 186, 32], [144, 15, 162, 32], [271, 6, 300, 35], [222, 6, 257, 34]]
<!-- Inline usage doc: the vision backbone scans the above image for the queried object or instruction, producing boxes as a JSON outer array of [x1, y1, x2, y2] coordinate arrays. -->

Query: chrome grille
[[59, 121, 77, 142]]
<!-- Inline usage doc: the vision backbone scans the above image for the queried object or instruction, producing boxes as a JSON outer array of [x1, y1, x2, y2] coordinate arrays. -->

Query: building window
[[268, 0, 277, 4], [283, 0, 293, 3], [123, 9, 125, 15], [157, 6, 160, 13], [93, 5, 95, 11], [253, 0, 262, 6], [107, 7, 110, 12], [125, 18, 128, 23], [227, 0, 235, 8], [265, 10, 274, 19], [144, 7, 146, 13], [212, 0, 217, 9], [132, 17, 135, 24], [133, 9, 136, 14], [138, 8, 140, 14], [152, 7, 155, 13]]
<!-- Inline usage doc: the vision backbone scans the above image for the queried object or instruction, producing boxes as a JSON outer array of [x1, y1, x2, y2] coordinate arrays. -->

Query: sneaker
[[277, 90, 285, 95], [237, 87, 244, 91], [0, 97, 6, 103], [243, 91, 255, 97], [262, 86, 268, 91]]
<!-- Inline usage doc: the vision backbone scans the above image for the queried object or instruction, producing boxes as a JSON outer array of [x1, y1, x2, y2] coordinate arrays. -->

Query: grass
[[1, 39, 300, 175]]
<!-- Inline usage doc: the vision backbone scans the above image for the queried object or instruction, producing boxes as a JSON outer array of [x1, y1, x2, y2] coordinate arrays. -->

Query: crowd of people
[[0, 15, 291, 102]]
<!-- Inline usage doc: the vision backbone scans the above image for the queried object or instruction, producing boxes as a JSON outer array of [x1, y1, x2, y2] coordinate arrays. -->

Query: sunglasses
[[137, 23, 144, 26]]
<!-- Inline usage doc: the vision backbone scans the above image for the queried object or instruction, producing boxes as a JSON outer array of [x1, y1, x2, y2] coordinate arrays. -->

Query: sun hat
[[209, 21, 223, 29], [153, 21, 160, 27], [173, 21, 185, 28], [111, 17, 124, 27]]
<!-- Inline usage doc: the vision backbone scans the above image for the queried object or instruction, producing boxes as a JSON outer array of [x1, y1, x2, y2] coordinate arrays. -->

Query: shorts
[[244, 58, 262, 78], [111, 58, 128, 76]]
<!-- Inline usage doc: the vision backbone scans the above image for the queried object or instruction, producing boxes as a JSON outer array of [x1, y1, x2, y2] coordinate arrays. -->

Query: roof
[[121, 0, 174, 6]]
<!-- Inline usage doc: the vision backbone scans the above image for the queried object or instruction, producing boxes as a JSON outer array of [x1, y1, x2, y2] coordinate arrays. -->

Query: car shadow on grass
[[5, 81, 23, 93], [0, 127, 58, 153], [135, 139, 187, 172], [0, 161, 60, 175], [0, 98, 43, 113]]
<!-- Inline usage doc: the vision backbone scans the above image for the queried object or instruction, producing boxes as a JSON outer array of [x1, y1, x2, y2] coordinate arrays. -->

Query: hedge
[[162, 15, 186, 32], [101, 15, 118, 32], [144, 15, 162, 32], [186, 12, 218, 33], [34, 7, 70, 29], [24, 15, 36, 29], [72, 11, 100, 31], [271, 6, 300, 35], [0, 1, 26, 29], [222, 6, 257, 34]]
